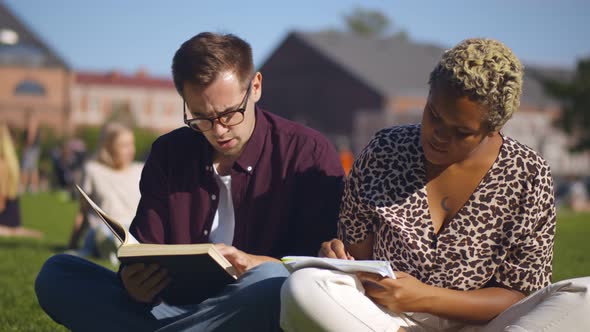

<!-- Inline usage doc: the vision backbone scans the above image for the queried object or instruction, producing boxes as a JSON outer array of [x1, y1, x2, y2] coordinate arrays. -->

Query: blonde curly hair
[[429, 38, 524, 131]]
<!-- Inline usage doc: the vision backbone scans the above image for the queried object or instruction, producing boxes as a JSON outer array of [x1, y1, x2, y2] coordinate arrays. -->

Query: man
[[35, 32, 344, 332]]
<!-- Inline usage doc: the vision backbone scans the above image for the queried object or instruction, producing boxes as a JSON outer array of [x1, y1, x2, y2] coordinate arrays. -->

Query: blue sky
[[4, 0, 589, 77]]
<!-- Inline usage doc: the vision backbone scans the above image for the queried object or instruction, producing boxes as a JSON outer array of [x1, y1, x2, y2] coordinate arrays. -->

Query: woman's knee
[[281, 268, 324, 304], [283, 268, 331, 305], [280, 269, 331, 332]]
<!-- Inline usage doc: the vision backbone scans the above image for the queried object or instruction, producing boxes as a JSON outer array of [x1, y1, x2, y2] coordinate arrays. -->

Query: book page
[[76, 184, 127, 244], [281, 256, 395, 279]]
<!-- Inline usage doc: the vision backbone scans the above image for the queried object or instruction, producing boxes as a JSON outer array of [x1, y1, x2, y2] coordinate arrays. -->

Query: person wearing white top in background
[[67, 122, 143, 264]]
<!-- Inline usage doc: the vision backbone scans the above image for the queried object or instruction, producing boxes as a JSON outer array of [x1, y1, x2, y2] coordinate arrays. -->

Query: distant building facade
[[0, 2, 70, 133], [1, 3, 184, 136], [3, 1, 587, 176], [70, 70, 182, 133], [259, 31, 589, 176]]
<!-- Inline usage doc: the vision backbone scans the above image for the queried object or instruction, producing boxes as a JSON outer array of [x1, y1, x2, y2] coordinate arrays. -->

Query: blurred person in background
[[0, 123, 42, 238], [66, 122, 142, 265], [51, 137, 86, 201], [567, 176, 590, 212], [20, 111, 41, 193]]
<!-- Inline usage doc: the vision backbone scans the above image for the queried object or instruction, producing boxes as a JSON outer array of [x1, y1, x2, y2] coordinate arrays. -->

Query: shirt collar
[[233, 105, 268, 174]]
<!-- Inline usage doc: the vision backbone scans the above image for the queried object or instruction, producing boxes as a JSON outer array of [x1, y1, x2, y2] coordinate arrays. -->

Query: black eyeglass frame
[[183, 82, 252, 132]]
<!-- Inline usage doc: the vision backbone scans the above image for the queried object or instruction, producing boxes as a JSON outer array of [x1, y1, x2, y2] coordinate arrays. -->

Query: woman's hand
[[120, 263, 171, 303], [318, 239, 354, 259], [357, 271, 435, 314]]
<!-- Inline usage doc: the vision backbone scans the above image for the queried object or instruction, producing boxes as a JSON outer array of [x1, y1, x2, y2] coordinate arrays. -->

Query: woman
[[280, 39, 590, 331], [67, 122, 143, 264], [0, 123, 42, 238], [20, 112, 41, 193]]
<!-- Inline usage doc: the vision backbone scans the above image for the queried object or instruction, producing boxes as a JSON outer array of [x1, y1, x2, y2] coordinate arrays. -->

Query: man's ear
[[251, 72, 262, 103]]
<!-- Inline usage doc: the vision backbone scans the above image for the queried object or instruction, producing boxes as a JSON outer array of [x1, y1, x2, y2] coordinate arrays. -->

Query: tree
[[540, 58, 590, 151], [344, 7, 390, 38]]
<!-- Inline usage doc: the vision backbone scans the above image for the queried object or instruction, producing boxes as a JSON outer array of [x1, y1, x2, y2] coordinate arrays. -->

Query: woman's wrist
[[418, 284, 445, 313]]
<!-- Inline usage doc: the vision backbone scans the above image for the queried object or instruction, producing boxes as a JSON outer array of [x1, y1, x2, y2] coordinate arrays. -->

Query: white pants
[[280, 268, 590, 332]]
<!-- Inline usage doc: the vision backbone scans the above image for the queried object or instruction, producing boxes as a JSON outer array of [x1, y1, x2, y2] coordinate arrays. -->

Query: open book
[[281, 256, 395, 279], [76, 185, 238, 305]]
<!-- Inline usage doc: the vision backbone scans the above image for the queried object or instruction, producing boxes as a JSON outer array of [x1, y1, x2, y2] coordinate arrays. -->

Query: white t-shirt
[[81, 160, 143, 243], [210, 165, 235, 245]]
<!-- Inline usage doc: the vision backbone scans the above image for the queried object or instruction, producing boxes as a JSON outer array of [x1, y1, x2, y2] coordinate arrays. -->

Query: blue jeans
[[35, 254, 289, 332]]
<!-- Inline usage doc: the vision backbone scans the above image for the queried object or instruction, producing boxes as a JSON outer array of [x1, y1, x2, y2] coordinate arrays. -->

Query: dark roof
[[0, 2, 68, 68], [521, 66, 573, 108], [75, 70, 175, 89], [293, 31, 570, 108], [295, 31, 441, 97]]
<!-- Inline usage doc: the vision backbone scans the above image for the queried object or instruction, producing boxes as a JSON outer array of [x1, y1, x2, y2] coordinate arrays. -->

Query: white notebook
[[281, 256, 395, 279]]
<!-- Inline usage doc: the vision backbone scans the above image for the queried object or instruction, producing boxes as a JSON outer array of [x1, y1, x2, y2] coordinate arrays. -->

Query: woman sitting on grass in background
[[67, 122, 143, 265], [0, 123, 42, 238], [280, 38, 590, 332]]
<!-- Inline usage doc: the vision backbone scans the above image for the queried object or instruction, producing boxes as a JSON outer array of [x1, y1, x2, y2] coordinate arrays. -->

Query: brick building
[[0, 2, 70, 133], [1, 3, 183, 136], [70, 70, 182, 133]]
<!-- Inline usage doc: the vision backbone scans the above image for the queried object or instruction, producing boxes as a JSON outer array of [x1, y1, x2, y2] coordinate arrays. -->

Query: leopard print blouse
[[338, 124, 556, 294]]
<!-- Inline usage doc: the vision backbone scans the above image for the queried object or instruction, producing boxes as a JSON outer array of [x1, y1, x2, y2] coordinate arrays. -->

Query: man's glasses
[[183, 83, 252, 132]]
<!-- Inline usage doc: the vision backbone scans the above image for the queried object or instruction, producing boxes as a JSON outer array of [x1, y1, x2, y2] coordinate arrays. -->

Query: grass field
[[1, 192, 589, 331]]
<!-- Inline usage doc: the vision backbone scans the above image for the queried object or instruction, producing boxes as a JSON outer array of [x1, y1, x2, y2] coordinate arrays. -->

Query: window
[[14, 79, 46, 96]]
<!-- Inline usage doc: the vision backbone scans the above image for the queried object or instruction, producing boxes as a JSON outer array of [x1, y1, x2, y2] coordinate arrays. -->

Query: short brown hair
[[172, 32, 254, 96]]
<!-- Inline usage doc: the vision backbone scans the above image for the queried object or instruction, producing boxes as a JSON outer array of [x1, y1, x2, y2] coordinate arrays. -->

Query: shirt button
[[203, 229, 209, 236], [211, 194, 217, 200], [247, 166, 253, 172]]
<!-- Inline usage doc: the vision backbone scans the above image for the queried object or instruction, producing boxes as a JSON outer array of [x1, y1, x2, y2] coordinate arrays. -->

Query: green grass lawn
[[1, 193, 589, 331], [0, 193, 111, 332]]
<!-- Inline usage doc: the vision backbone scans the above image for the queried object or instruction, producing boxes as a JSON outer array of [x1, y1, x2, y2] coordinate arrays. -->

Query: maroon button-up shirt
[[130, 106, 344, 258]]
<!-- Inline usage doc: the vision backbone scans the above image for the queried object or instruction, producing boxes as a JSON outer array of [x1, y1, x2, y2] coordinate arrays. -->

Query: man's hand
[[356, 271, 435, 314], [120, 263, 171, 303], [215, 244, 278, 276], [318, 238, 354, 259]]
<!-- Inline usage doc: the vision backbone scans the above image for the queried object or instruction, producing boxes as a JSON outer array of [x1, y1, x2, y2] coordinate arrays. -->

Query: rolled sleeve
[[338, 146, 380, 245], [493, 166, 556, 294]]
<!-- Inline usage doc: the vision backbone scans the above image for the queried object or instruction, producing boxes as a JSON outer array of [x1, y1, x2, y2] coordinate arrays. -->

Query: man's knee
[[247, 263, 289, 296], [250, 262, 290, 278], [35, 254, 78, 318], [36, 255, 73, 294], [239, 262, 290, 289]]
